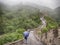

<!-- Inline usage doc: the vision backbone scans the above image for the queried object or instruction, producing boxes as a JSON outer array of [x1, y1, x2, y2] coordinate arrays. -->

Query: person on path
[[23, 29, 30, 44]]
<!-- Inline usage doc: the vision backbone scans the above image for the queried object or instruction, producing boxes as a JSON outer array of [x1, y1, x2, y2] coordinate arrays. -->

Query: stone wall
[[4, 40, 23, 45], [40, 28, 60, 45]]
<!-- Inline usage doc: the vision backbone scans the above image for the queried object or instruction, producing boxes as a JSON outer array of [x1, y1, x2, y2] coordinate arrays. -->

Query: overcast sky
[[0, 0, 60, 9]]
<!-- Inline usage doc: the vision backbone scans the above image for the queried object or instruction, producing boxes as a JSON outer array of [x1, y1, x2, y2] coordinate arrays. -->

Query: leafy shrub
[[42, 27, 48, 33], [41, 16, 58, 33], [0, 28, 24, 45], [16, 28, 25, 34]]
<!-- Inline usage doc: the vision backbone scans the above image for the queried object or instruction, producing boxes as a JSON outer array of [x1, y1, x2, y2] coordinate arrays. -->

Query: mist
[[0, 0, 60, 9]]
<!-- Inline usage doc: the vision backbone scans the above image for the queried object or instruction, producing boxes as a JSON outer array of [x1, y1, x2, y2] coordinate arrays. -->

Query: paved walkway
[[23, 17, 46, 45], [23, 31, 44, 45]]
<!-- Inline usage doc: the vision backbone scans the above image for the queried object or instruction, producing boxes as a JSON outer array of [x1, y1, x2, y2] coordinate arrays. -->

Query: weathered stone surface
[[39, 28, 60, 45]]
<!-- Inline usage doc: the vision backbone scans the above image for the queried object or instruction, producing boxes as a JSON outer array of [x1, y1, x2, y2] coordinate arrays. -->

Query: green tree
[[0, 3, 4, 34]]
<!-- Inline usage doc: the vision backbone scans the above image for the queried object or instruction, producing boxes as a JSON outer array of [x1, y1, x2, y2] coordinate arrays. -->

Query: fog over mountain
[[0, 0, 60, 9], [0, 0, 60, 21]]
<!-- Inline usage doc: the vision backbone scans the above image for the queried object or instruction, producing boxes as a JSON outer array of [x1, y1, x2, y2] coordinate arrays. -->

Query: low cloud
[[0, 0, 60, 9]]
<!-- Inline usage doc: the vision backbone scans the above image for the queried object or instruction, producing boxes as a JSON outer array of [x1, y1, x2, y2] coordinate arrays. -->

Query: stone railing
[[4, 39, 23, 45]]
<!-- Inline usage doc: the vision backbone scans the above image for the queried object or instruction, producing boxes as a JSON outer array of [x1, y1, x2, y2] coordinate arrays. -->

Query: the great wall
[[39, 28, 60, 45], [4, 16, 60, 45]]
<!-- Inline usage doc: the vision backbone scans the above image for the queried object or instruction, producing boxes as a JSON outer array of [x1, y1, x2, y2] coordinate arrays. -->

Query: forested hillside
[[0, 3, 59, 45], [0, 4, 42, 45]]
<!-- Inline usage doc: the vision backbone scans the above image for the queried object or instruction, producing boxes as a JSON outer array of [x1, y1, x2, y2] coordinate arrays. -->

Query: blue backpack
[[23, 31, 29, 37]]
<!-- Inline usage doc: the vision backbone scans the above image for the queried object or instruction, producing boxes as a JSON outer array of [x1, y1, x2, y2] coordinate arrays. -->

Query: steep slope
[[54, 7, 60, 21]]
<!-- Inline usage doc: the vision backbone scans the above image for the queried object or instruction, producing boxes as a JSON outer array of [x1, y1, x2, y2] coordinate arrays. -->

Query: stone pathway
[[22, 17, 46, 45], [23, 31, 44, 45]]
